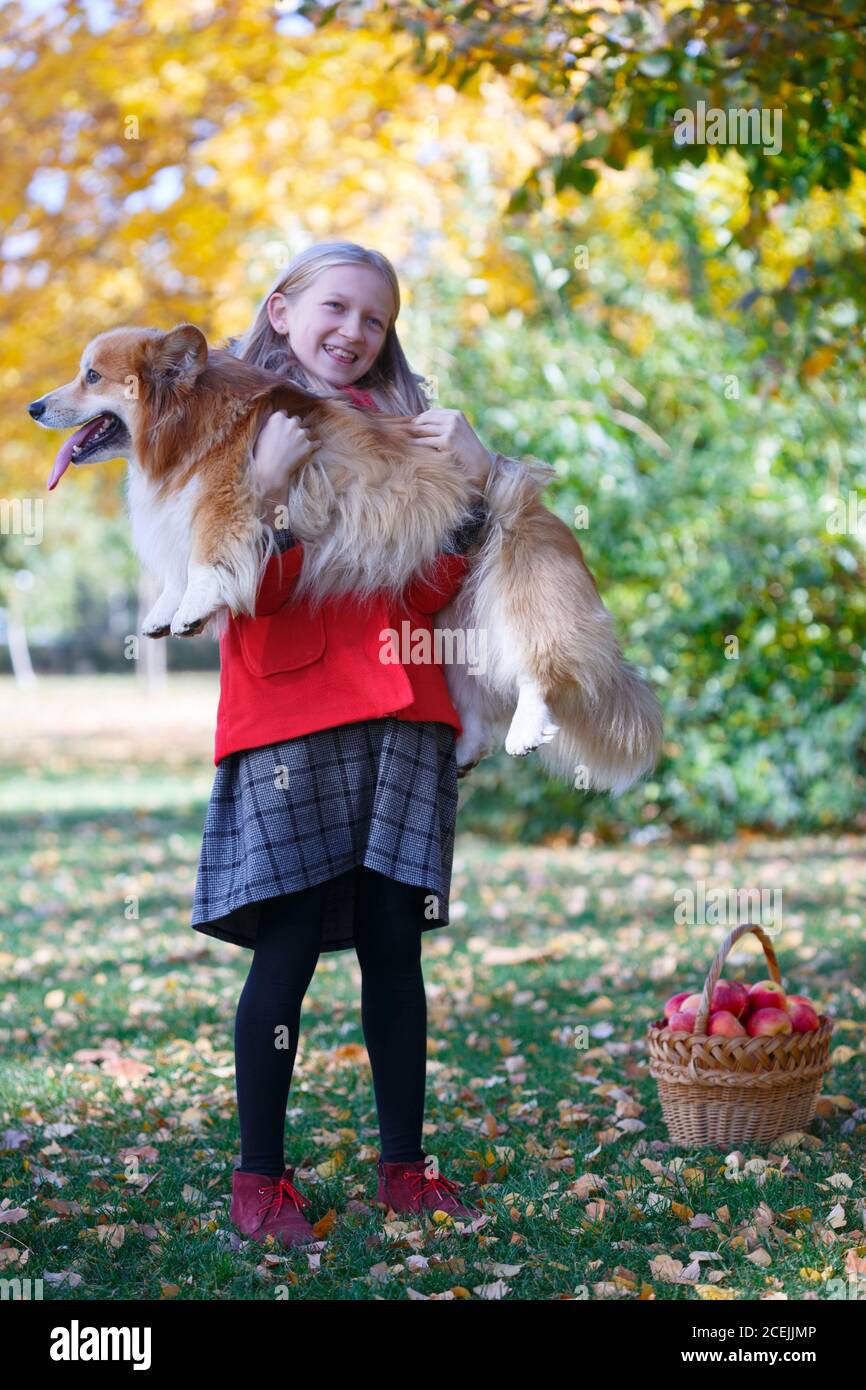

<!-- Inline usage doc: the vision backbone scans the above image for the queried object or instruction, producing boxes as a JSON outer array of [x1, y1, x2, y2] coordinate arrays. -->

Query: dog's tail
[[539, 664, 664, 794], [469, 452, 663, 794]]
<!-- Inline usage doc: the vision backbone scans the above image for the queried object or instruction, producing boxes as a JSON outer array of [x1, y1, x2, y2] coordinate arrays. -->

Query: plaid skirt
[[190, 716, 459, 954]]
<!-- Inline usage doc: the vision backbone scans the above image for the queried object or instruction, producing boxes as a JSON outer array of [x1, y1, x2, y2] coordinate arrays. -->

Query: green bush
[[423, 269, 866, 839]]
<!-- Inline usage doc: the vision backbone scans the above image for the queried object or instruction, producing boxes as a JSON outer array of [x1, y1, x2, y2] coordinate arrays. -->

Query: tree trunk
[[4, 593, 37, 687]]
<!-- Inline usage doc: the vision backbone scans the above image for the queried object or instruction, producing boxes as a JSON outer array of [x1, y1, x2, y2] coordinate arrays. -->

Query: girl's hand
[[408, 408, 492, 492], [252, 411, 321, 501]]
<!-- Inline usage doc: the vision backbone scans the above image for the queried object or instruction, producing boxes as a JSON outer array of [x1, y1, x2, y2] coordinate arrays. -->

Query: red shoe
[[376, 1155, 484, 1222], [230, 1165, 316, 1248]]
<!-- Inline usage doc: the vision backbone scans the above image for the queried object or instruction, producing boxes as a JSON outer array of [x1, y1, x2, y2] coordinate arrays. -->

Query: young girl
[[190, 241, 496, 1247]]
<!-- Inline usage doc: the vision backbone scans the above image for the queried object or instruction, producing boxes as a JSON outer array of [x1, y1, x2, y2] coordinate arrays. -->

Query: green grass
[[2, 677, 865, 1300]]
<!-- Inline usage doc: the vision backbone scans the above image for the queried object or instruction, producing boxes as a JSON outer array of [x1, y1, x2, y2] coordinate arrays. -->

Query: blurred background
[[3, 0, 864, 844], [3, 0, 865, 842], [2, 0, 866, 1304]]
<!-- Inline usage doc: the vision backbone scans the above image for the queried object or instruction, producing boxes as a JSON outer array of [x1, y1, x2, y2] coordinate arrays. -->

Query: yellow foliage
[[3, 0, 863, 505]]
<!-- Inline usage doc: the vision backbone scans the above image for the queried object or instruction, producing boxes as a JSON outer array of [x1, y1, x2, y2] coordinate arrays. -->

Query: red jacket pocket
[[236, 598, 327, 677]]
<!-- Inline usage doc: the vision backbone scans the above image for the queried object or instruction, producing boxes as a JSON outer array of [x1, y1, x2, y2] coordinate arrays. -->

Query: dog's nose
[[28, 400, 45, 419]]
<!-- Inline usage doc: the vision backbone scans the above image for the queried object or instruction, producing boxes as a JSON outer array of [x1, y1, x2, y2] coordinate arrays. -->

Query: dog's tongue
[[47, 416, 109, 490]]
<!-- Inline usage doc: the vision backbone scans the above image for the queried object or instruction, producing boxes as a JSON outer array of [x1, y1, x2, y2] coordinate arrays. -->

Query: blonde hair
[[223, 241, 431, 415]]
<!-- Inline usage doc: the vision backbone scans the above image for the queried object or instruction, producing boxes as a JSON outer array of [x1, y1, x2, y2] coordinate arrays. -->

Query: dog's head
[[28, 324, 209, 490]]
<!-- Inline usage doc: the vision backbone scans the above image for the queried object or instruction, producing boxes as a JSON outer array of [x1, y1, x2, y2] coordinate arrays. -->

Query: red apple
[[663, 991, 692, 1021], [680, 994, 704, 1015], [787, 994, 814, 1009], [708, 1010, 747, 1037], [746, 980, 787, 1015], [788, 1000, 820, 1033], [667, 1010, 698, 1034], [746, 1007, 793, 1037], [711, 978, 749, 1019]]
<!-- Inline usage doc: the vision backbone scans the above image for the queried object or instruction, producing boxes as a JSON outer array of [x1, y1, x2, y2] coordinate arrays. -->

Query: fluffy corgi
[[29, 322, 663, 792], [29, 323, 474, 637]]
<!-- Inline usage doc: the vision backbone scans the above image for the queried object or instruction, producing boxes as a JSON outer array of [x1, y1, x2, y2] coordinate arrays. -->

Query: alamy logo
[[379, 621, 487, 675], [825, 490, 866, 536], [0, 1276, 43, 1300], [0, 496, 43, 545], [674, 879, 783, 935], [49, 1320, 151, 1370], [674, 101, 782, 155]]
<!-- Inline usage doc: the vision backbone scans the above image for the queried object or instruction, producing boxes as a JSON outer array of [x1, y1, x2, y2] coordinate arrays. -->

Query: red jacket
[[213, 385, 470, 765]]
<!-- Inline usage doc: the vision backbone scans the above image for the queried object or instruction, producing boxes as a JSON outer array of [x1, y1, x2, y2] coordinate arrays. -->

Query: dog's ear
[[148, 324, 208, 385]]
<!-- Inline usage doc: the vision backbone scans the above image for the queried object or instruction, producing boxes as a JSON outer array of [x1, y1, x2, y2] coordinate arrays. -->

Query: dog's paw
[[505, 711, 560, 757], [453, 745, 489, 778], [170, 613, 207, 638], [142, 601, 181, 637]]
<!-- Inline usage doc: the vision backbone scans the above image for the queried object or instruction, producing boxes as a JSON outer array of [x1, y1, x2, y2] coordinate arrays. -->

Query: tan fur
[[32, 323, 662, 792], [437, 457, 663, 791]]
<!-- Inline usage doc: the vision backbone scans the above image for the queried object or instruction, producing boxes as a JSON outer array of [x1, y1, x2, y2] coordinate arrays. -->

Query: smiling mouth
[[323, 344, 358, 364], [47, 412, 129, 490]]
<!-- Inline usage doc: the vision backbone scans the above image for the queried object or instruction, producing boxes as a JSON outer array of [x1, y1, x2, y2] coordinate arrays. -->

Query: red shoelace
[[257, 1175, 311, 1217], [404, 1170, 462, 1204]]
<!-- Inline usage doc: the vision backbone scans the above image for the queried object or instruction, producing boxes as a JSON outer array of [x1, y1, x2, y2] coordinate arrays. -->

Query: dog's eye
[[85, 368, 101, 384]]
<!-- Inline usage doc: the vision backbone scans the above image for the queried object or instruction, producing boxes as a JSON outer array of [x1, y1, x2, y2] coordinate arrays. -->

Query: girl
[[190, 242, 497, 1248]]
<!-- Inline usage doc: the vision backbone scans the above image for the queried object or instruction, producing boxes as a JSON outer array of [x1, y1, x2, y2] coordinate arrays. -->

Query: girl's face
[[267, 265, 394, 390]]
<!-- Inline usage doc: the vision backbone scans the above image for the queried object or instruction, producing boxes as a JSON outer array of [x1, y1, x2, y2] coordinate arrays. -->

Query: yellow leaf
[[586, 995, 616, 1014], [801, 347, 835, 378], [823, 1094, 857, 1111], [316, 1153, 345, 1179], [780, 1206, 812, 1223]]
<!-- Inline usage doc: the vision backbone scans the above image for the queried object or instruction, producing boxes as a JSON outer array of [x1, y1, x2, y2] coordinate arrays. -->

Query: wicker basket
[[646, 923, 833, 1147]]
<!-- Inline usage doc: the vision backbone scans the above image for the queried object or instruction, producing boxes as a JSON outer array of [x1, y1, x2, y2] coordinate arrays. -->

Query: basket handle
[[693, 923, 782, 1034]]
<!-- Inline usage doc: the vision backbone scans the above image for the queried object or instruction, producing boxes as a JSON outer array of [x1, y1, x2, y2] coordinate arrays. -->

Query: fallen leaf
[[472, 1279, 510, 1299], [311, 1208, 337, 1239], [94, 1223, 125, 1249], [0, 1207, 29, 1225], [571, 1174, 606, 1199], [649, 1253, 685, 1283], [746, 1248, 772, 1267]]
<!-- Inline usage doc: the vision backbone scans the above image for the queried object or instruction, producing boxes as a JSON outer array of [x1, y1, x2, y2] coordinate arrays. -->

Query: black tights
[[233, 866, 429, 1177]]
